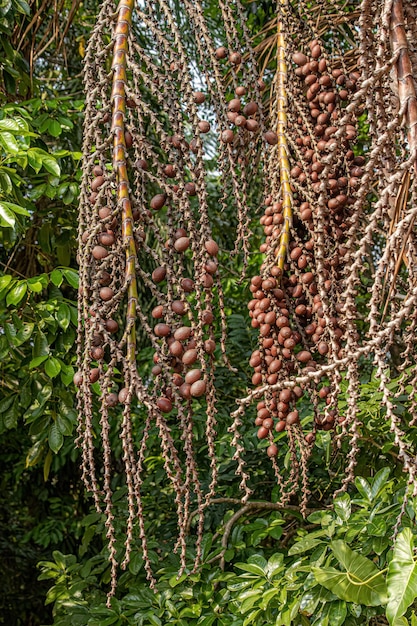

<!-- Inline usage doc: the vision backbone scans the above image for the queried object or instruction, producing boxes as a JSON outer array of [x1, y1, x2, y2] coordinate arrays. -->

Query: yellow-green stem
[[275, 0, 292, 273], [111, 0, 138, 364]]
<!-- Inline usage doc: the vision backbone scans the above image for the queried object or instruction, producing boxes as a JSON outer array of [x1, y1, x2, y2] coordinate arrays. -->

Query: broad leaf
[[313, 541, 387, 606], [0, 202, 15, 228], [44, 357, 61, 378], [48, 422, 64, 453], [334, 493, 351, 522], [6, 281, 27, 305], [386, 528, 417, 625]]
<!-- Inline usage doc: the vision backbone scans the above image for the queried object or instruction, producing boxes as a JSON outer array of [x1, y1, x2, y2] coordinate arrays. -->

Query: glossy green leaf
[[0, 202, 15, 227], [50, 268, 63, 287], [56, 302, 71, 330], [334, 493, 351, 522], [6, 281, 27, 305], [62, 268, 79, 289], [47, 119, 62, 137], [288, 532, 326, 555], [0, 274, 13, 292], [48, 422, 64, 453], [0, 118, 21, 131], [354, 477, 372, 503], [44, 356, 61, 378], [29, 355, 48, 368], [0, 130, 19, 152], [33, 331, 50, 358], [386, 528, 417, 625], [26, 440, 45, 467], [27, 148, 43, 172], [313, 541, 387, 606], [14, 0, 31, 14], [41, 154, 60, 176]]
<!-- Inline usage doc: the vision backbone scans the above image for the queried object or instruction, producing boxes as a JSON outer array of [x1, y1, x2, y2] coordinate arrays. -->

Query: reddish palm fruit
[[243, 101, 258, 116], [105, 319, 118, 333], [73, 371, 83, 386], [174, 237, 190, 252], [267, 444, 278, 457], [105, 393, 119, 407], [221, 129, 234, 143], [171, 300, 186, 315], [246, 119, 259, 132], [118, 388, 129, 403], [157, 397, 172, 413], [215, 47, 227, 59], [152, 267, 166, 283], [190, 380, 206, 397], [150, 194, 166, 210], [264, 131, 278, 145], [229, 51, 242, 65], [151, 305, 164, 319], [182, 349, 198, 365], [198, 121, 210, 133], [228, 98, 242, 112], [193, 91, 205, 104], [99, 287, 114, 301], [124, 131, 133, 147], [154, 323, 171, 337], [92, 246, 109, 260], [185, 369, 201, 384], [179, 383, 191, 399], [181, 278, 195, 292]]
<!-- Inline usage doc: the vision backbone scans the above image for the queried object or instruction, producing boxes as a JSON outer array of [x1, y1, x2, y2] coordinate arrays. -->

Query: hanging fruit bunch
[[74, 0, 281, 600], [236, 28, 364, 511], [232, 0, 417, 516]]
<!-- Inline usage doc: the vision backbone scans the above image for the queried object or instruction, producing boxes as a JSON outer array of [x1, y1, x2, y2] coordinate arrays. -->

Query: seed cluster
[[248, 41, 362, 464], [75, 0, 275, 601]]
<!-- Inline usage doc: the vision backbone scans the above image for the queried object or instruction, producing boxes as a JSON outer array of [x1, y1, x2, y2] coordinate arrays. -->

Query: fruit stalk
[[111, 0, 138, 363], [390, 0, 417, 171], [275, 0, 292, 272]]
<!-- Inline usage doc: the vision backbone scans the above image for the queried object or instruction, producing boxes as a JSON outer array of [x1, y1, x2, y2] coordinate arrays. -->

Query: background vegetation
[[1, 1, 417, 625]]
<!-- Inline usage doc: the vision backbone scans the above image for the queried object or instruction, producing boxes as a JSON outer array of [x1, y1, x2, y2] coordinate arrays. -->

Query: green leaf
[[313, 541, 388, 606], [289, 532, 326, 555], [235, 562, 266, 576], [355, 477, 372, 502], [386, 528, 417, 625], [56, 302, 71, 330], [334, 493, 351, 522], [27, 148, 43, 172], [0, 201, 15, 228], [29, 355, 48, 368], [0, 395, 14, 413], [0, 130, 19, 152], [43, 449, 53, 481], [0, 274, 13, 292], [0, 118, 21, 131], [33, 331, 50, 359], [48, 422, 64, 453], [41, 154, 60, 176], [44, 357, 61, 378], [26, 440, 44, 467], [62, 268, 79, 289], [6, 281, 27, 305], [50, 269, 63, 287], [47, 119, 62, 137], [0, 170, 12, 195], [4, 397, 18, 429], [14, 0, 31, 14], [328, 601, 348, 626]]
